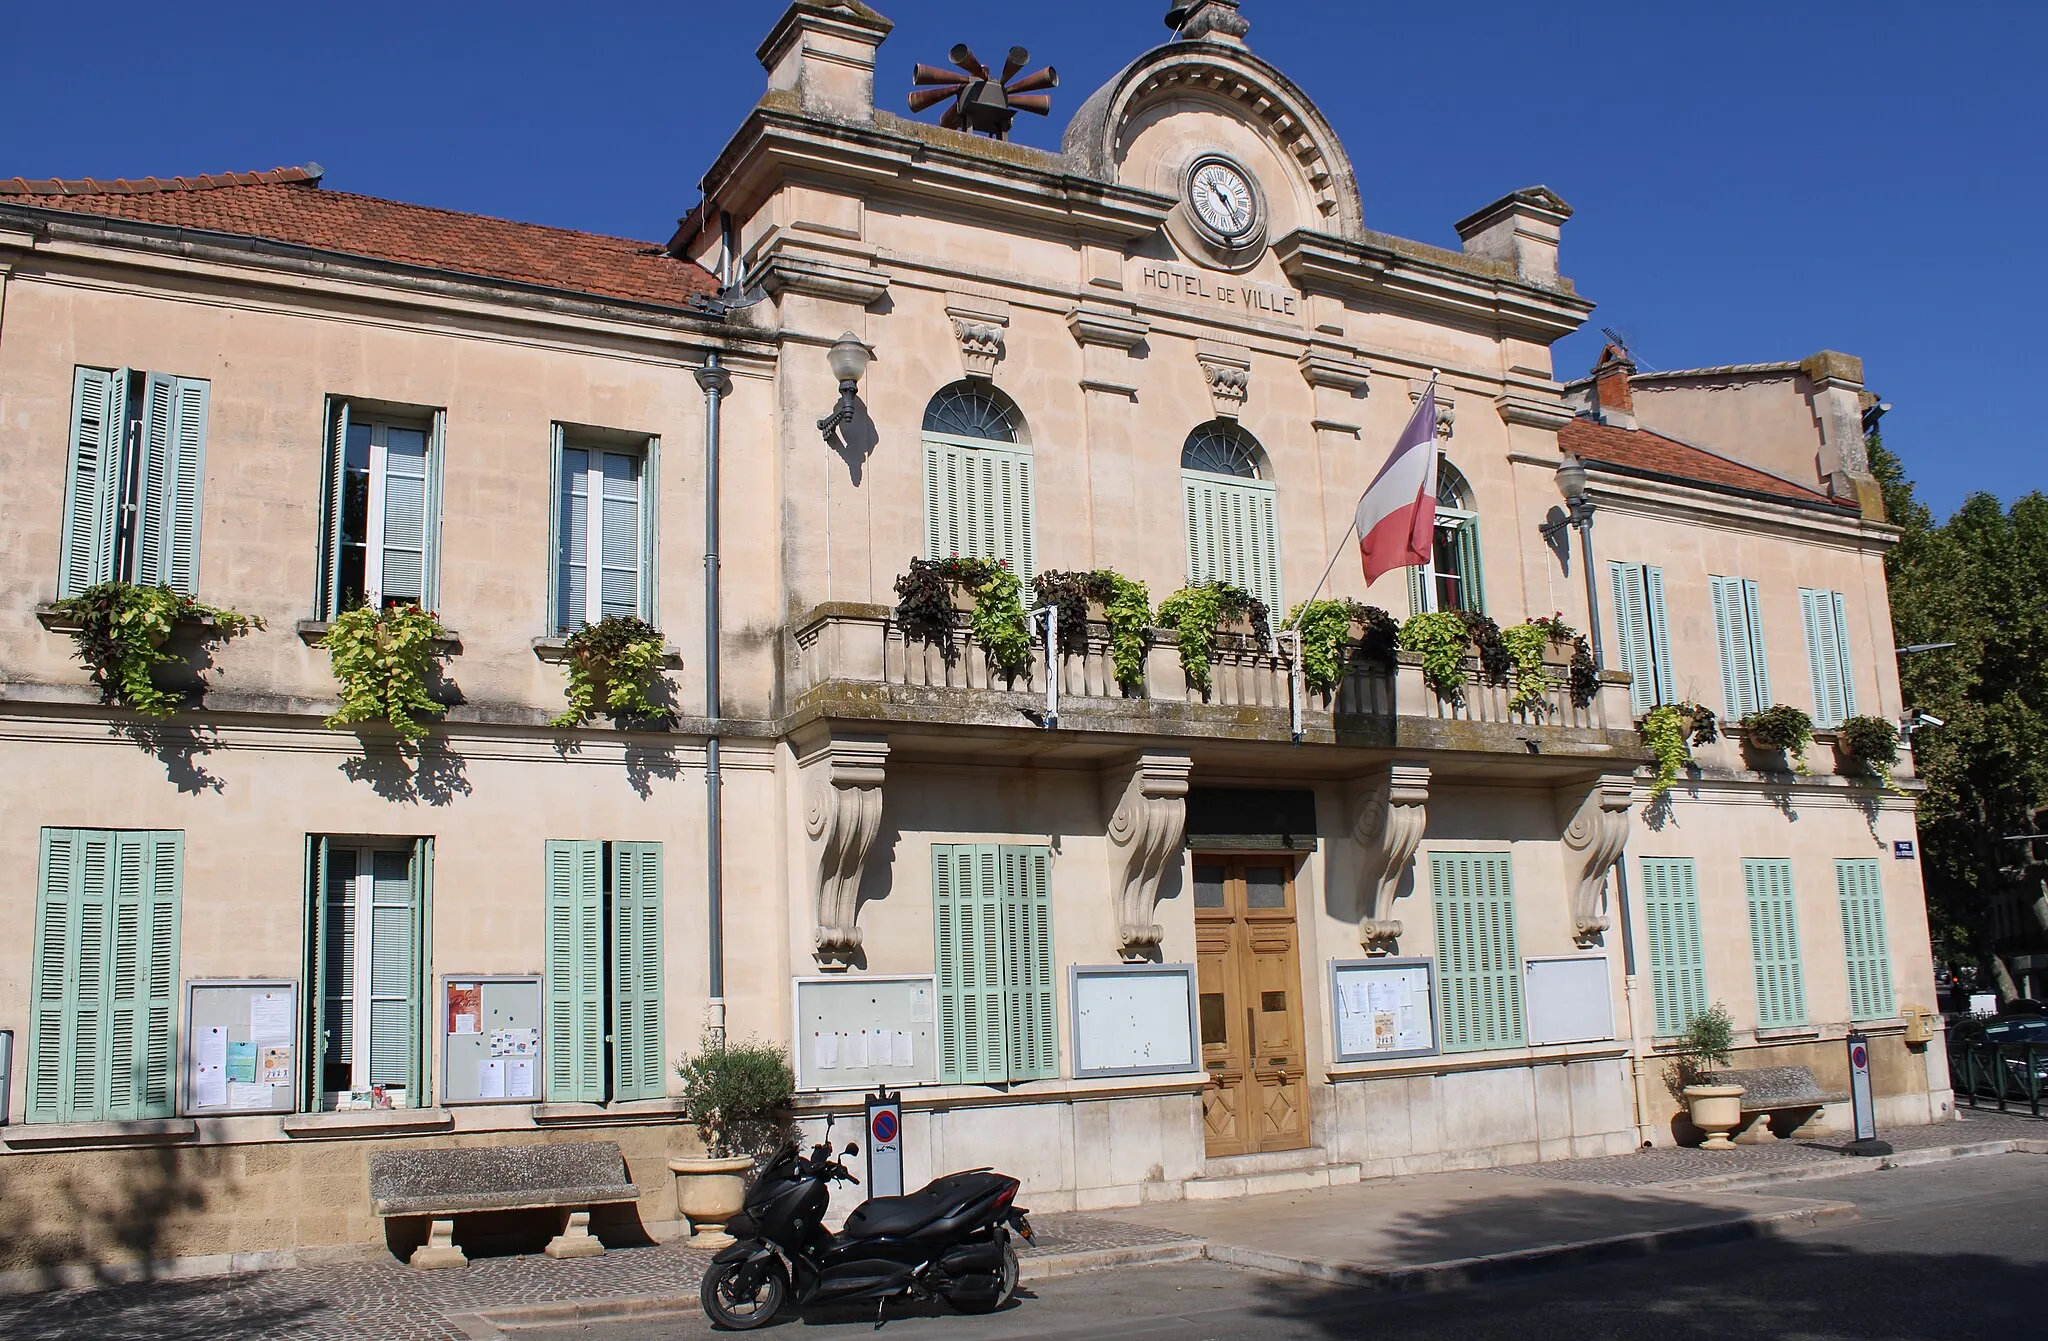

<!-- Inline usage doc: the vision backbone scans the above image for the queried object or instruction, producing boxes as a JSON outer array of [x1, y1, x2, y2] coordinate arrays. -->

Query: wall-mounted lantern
[[818, 333, 873, 447]]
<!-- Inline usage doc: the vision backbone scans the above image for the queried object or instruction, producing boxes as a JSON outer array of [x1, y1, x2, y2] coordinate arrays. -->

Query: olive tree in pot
[[671, 1034, 796, 1246], [1665, 1004, 1744, 1150]]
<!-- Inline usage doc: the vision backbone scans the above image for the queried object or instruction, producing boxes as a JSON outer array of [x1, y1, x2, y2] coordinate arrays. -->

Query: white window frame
[[354, 419, 430, 611], [317, 842, 421, 1108], [551, 429, 656, 634]]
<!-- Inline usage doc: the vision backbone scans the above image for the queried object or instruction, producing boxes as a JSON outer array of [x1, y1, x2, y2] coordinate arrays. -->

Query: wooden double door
[[1195, 855, 1310, 1157]]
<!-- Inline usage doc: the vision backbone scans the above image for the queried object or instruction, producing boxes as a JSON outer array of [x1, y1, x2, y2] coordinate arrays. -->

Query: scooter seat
[[841, 1191, 949, 1239]]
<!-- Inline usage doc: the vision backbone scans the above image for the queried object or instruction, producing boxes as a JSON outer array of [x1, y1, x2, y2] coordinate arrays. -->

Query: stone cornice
[[1273, 229, 1595, 343]]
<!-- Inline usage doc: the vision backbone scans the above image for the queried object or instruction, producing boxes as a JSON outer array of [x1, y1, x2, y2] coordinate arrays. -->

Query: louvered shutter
[[1743, 580, 1772, 708], [129, 376, 208, 594], [1183, 474, 1282, 613], [1000, 846, 1058, 1082], [423, 411, 447, 609], [1645, 566, 1674, 706], [1431, 853, 1525, 1052], [544, 841, 605, 1102], [1454, 521, 1485, 614], [1713, 576, 1773, 719], [1801, 589, 1857, 727], [923, 438, 1034, 579], [1610, 563, 1655, 716], [555, 442, 589, 634], [1836, 860, 1895, 1020], [1831, 592, 1857, 718], [1407, 565, 1431, 616], [611, 842, 666, 1101], [367, 849, 418, 1090], [1640, 858, 1708, 1036], [302, 835, 329, 1112], [104, 832, 180, 1120], [314, 844, 357, 1102], [934, 845, 1008, 1084], [1744, 860, 1807, 1028], [319, 400, 351, 618], [59, 368, 129, 597]]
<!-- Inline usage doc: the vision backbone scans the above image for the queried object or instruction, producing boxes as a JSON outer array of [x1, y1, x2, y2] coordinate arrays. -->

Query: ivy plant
[[892, 556, 1032, 682], [324, 604, 450, 742], [1500, 621, 1553, 716], [1157, 582, 1269, 695], [1740, 703, 1815, 769], [50, 581, 260, 717], [1836, 714, 1902, 792], [1282, 598, 1398, 696], [1397, 610, 1474, 702], [1640, 700, 1720, 800], [1524, 613, 1600, 709], [550, 615, 670, 728], [1031, 569, 1152, 694]]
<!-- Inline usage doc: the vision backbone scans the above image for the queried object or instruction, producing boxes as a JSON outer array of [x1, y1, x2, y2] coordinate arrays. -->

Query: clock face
[[1188, 159, 1257, 241]]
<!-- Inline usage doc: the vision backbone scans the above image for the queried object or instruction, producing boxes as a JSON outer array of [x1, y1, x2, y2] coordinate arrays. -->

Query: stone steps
[[1183, 1147, 1362, 1200]]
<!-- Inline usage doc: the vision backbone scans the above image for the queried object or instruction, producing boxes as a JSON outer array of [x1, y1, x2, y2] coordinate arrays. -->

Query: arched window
[[922, 381, 1034, 577], [1409, 459, 1484, 614], [1181, 421, 1281, 612]]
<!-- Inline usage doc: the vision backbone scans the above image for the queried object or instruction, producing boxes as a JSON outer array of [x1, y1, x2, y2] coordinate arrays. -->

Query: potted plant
[[1639, 701, 1719, 801], [893, 556, 1032, 681], [1835, 714, 1902, 791], [1666, 1004, 1744, 1150], [50, 581, 261, 716], [1282, 598, 1399, 698], [548, 614, 671, 729], [1032, 568, 1152, 696], [1738, 704, 1813, 773], [670, 1035, 796, 1246], [1157, 581, 1269, 697]]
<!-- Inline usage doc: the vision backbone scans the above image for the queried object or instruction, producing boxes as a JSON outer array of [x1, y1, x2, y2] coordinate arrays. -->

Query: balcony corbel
[[1102, 751, 1194, 961], [1349, 761, 1430, 954], [1557, 771, 1635, 946], [801, 732, 890, 971]]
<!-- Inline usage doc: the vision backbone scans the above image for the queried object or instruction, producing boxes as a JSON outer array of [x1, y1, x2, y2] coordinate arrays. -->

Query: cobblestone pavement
[[1507, 1106, 2047, 1187], [0, 1213, 1197, 1341]]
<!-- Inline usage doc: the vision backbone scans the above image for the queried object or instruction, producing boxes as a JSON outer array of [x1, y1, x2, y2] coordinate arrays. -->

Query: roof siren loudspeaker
[[908, 43, 1058, 139]]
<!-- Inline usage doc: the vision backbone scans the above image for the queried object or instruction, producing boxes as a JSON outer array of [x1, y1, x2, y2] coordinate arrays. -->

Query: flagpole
[[1280, 518, 1358, 633]]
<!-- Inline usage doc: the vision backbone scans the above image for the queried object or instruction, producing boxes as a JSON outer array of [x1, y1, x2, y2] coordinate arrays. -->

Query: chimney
[[757, 2, 894, 123], [1590, 343, 1636, 428], [1454, 186, 1572, 285]]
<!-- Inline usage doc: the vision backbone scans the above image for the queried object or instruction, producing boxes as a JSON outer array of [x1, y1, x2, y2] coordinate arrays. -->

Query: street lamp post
[[1541, 453, 1604, 669]]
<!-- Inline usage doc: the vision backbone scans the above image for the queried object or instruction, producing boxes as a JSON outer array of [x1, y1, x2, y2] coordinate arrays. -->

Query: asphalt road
[[519, 1153, 2048, 1341]]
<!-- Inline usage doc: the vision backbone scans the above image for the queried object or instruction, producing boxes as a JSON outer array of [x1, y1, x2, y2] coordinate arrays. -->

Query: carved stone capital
[[801, 734, 889, 970], [1557, 772, 1634, 947], [1410, 379, 1456, 439], [1102, 752, 1194, 961], [1349, 761, 1430, 953], [945, 299, 1010, 380], [1199, 348, 1252, 419]]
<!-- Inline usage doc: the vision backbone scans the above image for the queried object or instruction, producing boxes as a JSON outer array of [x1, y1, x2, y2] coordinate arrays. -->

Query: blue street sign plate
[[1893, 841, 1915, 860]]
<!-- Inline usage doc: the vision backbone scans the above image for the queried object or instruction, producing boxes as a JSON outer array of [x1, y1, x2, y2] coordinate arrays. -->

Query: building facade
[[0, 0, 1947, 1281]]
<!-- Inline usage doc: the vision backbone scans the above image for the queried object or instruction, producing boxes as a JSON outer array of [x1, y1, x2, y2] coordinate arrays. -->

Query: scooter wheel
[[700, 1256, 789, 1330], [946, 1238, 1019, 1315]]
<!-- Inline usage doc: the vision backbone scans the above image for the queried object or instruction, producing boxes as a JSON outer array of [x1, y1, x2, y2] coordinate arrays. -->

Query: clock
[[1186, 156, 1260, 245]]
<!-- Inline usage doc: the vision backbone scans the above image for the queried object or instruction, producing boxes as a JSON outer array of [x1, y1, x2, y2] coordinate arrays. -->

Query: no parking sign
[[866, 1089, 903, 1198]]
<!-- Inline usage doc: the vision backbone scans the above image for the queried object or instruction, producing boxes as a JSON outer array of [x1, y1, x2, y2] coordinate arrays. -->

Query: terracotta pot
[[668, 1154, 756, 1247], [1739, 736, 1792, 773], [1683, 1083, 1746, 1150]]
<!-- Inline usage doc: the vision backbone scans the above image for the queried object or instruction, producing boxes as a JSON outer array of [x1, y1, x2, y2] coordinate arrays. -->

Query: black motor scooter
[[698, 1127, 1034, 1330]]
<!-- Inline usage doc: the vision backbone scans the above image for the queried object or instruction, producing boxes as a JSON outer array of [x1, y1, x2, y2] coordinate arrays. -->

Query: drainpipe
[[696, 352, 733, 1046]]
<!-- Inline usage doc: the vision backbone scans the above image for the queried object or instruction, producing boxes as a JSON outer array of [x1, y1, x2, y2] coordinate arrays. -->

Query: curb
[[1201, 1200, 1858, 1293], [449, 1239, 1207, 1335], [1657, 1137, 2047, 1192]]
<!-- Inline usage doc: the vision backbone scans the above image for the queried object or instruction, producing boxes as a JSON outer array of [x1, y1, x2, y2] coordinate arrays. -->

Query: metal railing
[[1949, 1041, 2047, 1118]]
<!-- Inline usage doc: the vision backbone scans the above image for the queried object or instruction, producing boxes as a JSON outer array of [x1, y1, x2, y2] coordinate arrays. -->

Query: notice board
[[183, 979, 298, 1115], [1071, 964, 1199, 1078], [1524, 956, 1614, 1046], [793, 975, 938, 1092], [1329, 958, 1437, 1062], [440, 976, 542, 1104]]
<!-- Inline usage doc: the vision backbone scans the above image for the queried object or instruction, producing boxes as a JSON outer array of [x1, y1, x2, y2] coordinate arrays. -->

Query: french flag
[[1355, 386, 1439, 583]]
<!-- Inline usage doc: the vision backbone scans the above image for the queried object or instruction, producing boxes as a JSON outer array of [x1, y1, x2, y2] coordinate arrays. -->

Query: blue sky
[[8, 1, 2041, 518]]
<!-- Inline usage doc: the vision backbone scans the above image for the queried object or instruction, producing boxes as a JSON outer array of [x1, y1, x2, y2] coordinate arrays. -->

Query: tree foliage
[[1873, 433, 2048, 977]]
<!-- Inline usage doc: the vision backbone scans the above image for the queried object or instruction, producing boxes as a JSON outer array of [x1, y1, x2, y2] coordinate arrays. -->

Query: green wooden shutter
[[1407, 564, 1430, 616], [1431, 853, 1524, 1052], [923, 438, 1034, 579], [30, 829, 105, 1122], [544, 841, 605, 1103], [366, 849, 418, 1092], [1744, 859, 1807, 1028], [60, 368, 129, 596], [1831, 592, 1857, 718], [1743, 579, 1772, 708], [1645, 565, 1675, 707], [640, 436, 660, 623], [1610, 562, 1655, 716], [1640, 857, 1707, 1036], [423, 410, 447, 609], [1184, 474, 1281, 614], [301, 836, 327, 1113], [934, 845, 1008, 1084], [318, 400, 351, 618], [411, 838, 434, 1102], [1454, 520, 1485, 614], [104, 832, 180, 1120], [1802, 589, 1858, 727], [999, 846, 1057, 1082], [1836, 859, 1894, 1021], [132, 375, 208, 594], [1713, 576, 1773, 719], [611, 842, 666, 1101]]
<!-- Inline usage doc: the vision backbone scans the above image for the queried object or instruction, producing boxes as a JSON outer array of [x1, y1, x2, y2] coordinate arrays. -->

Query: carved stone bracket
[[1409, 378, 1456, 439], [1102, 752, 1194, 961], [1349, 761, 1430, 953], [1557, 772, 1634, 947], [945, 299, 1009, 380], [1198, 348, 1252, 419], [801, 734, 889, 970]]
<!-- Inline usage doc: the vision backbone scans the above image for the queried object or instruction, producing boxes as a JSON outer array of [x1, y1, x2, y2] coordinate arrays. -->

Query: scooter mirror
[[844, 1142, 860, 1156]]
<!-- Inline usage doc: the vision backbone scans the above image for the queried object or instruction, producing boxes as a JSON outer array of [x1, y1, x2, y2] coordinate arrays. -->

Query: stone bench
[[1700, 1065, 1850, 1142], [369, 1141, 639, 1269]]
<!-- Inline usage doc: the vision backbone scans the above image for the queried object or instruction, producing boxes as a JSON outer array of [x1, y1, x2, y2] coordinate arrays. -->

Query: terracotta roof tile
[[1558, 416, 1849, 511], [0, 165, 718, 310]]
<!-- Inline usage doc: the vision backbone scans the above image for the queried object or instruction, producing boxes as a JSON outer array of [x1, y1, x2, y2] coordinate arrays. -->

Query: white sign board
[[794, 976, 939, 1092], [1525, 956, 1615, 1046], [1330, 959, 1437, 1061], [1071, 964, 1200, 1078], [182, 979, 298, 1115]]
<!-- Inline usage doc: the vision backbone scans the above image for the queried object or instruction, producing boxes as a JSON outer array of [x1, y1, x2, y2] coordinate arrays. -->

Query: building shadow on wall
[[0, 1145, 250, 1297], [339, 737, 472, 806], [116, 721, 226, 795]]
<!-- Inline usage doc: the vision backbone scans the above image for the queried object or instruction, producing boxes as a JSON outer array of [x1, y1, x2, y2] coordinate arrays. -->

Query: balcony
[[789, 604, 1640, 760]]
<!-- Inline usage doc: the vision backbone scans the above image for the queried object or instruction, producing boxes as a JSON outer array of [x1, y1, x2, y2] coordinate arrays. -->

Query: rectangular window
[[1836, 859, 1895, 1021], [305, 837, 431, 1109], [317, 399, 445, 618], [1800, 588, 1859, 728], [29, 829, 182, 1124], [1610, 562, 1675, 716], [1431, 852, 1524, 1052], [923, 438, 1035, 580], [543, 840, 665, 1103], [1639, 857, 1708, 1036], [551, 428, 658, 634], [60, 367, 210, 597], [932, 844, 1056, 1084], [1744, 858, 1807, 1029], [1710, 575, 1773, 721], [1184, 473, 1282, 614], [1407, 515, 1485, 616]]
